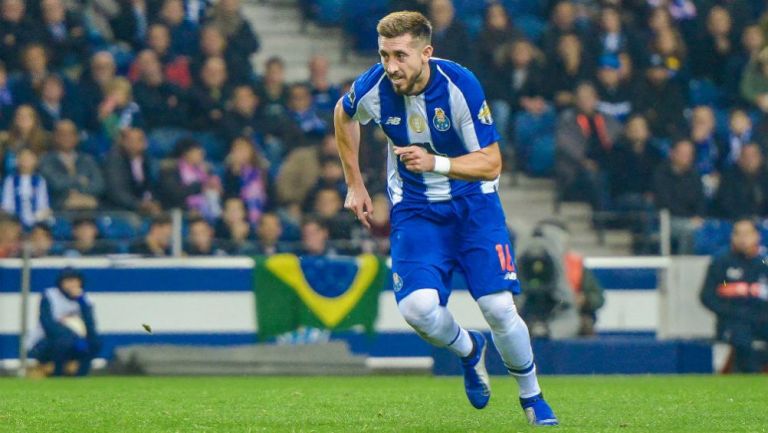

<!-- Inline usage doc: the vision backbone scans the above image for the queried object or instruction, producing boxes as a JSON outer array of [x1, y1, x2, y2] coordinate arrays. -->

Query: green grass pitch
[[1, 375, 766, 432]]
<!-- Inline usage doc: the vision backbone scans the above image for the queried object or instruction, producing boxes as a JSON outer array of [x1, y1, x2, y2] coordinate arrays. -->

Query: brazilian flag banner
[[254, 254, 386, 339]]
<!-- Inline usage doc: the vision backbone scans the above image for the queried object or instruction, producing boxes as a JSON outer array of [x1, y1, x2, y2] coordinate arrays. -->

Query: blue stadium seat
[[342, 0, 388, 53], [693, 219, 733, 256], [50, 217, 73, 241], [513, 14, 546, 42], [97, 215, 138, 240], [314, 0, 344, 26], [513, 108, 556, 176]]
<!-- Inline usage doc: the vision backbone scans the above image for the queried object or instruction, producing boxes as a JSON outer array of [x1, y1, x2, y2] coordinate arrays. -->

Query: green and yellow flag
[[254, 254, 386, 339]]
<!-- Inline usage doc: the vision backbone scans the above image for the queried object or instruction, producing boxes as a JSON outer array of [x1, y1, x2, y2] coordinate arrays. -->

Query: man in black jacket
[[716, 143, 768, 220], [104, 128, 161, 214], [700, 219, 768, 373]]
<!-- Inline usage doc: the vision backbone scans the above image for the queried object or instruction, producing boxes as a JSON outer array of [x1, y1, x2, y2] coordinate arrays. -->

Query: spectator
[[111, 0, 150, 50], [255, 211, 283, 255], [500, 38, 547, 115], [555, 82, 621, 209], [185, 217, 225, 256], [688, 105, 724, 180], [28, 223, 54, 257], [82, 0, 120, 45], [97, 77, 143, 144], [79, 52, 117, 132], [13, 43, 55, 105], [307, 55, 341, 116], [27, 268, 101, 376], [0, 0, 44, 72], [632, 54, 686, 139], [312, 187, 354, 242], [35, 74, 83, 131], [691, 6, 735, 87], [215, 197, 254, 253], [305, 155, 347, 201], [276, 132, 338, 206], [129, 213, 172, 256], [724, 24, 763, 104], [157, 138, 222, 220], [63, 217, 113, 257], [142, 23, 192, 89], [0, 212, 21, 257], [608, 115, 662, 206], [39, 120, 105, 211], [475, 2, 519, 103], [157, 0, 199, 57], [189, 56, 231, 133], [541, 1, 584, 58], [132, 50, 190, 134], [204, 0, 260, 59], [740, 47, 768, 113], [0, 105, 50, 176], [595, 54, 632, 122], [722, 108, 756, 167], [715, 143, 768, 219], [591, 5, 643, 66], [190, 25, 252, 86], [39, 0, 88, 70], [368, 192, 391, 255], [652, 139, 706, 254], [545, 33, 595, 109], [256, 56, 289, 117], [222, 137, 268, 225], [1, 147, 50, 229], [700, 219, 768, 373], [287, 83, 327, 139], [299, 216, 334, 256], [103, 128, 161, 214]]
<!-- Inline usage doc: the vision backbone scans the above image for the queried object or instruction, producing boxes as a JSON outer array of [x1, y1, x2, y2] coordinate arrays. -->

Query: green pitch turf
[[1, 375, 766, 433]]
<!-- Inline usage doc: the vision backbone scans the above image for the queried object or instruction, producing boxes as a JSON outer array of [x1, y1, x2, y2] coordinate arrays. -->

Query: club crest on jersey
[[409, 114, 426, 133], [347, 87, 355, 104], [478, 100, 493, 125], [432, 107, 451, 132], [393, 273, 403, 292]]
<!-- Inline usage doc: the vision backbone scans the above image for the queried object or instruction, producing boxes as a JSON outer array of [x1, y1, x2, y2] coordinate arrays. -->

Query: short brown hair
[[376, 11, 432, 43]]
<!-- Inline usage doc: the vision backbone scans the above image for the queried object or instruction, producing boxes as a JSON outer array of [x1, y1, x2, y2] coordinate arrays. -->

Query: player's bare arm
[[393, 143, 502, 181], [333, 99, 374, 229]]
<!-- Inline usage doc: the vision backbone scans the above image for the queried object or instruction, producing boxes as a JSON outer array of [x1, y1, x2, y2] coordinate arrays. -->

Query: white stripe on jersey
[[386, 138, 404, 205], [355, 72, 386, 124], [405, 93, 451, 201]]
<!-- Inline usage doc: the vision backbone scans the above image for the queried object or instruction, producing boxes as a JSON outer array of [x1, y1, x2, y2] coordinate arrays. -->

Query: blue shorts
[[390, 192, 520, 305]]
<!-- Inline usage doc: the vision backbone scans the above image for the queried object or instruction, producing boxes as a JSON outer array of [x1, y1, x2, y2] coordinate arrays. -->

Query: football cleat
[[460, 330, 491, 409], [520, 393, 559, 426]]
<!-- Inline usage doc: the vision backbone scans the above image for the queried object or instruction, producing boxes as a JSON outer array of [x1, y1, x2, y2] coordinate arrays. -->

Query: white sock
[[398, 289, 473, 358], [477, 291, 542, 398]]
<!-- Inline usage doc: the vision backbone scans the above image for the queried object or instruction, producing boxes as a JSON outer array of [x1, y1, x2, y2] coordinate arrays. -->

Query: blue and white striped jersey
[[342, 58, 501, 206]]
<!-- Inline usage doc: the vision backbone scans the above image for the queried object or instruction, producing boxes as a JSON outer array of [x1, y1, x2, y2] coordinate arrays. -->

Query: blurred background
[[0, 0, 767, 377]]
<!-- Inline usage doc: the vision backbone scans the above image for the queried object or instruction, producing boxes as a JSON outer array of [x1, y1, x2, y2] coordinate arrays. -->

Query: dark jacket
[[715, 166, 768, 219], [103, 148, 157, 211], [156, 160, 201, 209], [41, 11, 89, 68], [431, 20, 472, 67], [38, 152, 105, 210], [608, 138, 663, 198], [133, 81, 189, 130], [632, 78, 686, 139], [652, 161, 706, 217]]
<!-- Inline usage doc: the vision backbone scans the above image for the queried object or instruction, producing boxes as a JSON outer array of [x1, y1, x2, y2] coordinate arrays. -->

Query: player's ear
[[422, 44, 433, 61]]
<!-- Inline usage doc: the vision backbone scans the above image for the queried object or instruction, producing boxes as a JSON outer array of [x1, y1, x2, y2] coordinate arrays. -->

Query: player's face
[[379, 34, 432, 96]]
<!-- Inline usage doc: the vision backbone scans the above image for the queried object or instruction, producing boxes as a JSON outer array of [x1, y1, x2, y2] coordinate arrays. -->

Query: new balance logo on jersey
[[385, 116, 401, 125], [504, 272, 517, 281]]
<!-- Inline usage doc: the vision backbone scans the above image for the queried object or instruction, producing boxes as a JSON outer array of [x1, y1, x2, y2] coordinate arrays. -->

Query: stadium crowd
[[1, 0, 768, 257]]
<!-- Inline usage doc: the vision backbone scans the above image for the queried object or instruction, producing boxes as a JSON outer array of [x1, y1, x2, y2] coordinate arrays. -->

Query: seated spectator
[[700, 219, 768, 373], [607, 115, 663, 208], [254, 211, 283, 255], [652, 139, 706, 254], [27, 268, 101, 376], [691, 6, 735, 88], [591, 5, 644, 66], [715, 143, 768, 220], [129, 214, 172, 256], [134, 23, 192, 89], [276, 132, 338, 206], [287, 83, 327, 139], [0, 0, 45, 73], [132, 50, 190, 137], [0, 212, 21, 257], [12, 43, 56, 105], [256, 56, 289, 117], [185, 217, 225, 256], [1, 147, 51, 229], [595, 54, 632, 122], [222, 137, 268, 225], [545, 33, 595, 109], [689, 105, 723, 180], [740, 47, 768, 113], [215, 197, 255, 253], [97, 77, 143, 145], [724, 24, 763, 104], [110, 0, 151, 50], [39, 120, 105, 211], [35, 74, 83, 131], [157, 138, 222, 220], [0, 61, 14, 129], [189, 57, 232, 133], [39, 0, 88, 70], [29, 222, 54, 257], [0, 105, 50, 176], [312, 187, 354, 242], [540, 0, 585, 58], [79, 52, 117, 132], [204, 0, 260, 60], [299, 216, 335, 256], [722, 108, 757, 167], [476, 3, 518, 101], [428, 0, 470, 67], [500, 39, 546, 115], [307, 55, 341, 116], [190, 25, 252, 86], [103, 128, 161, 214], [157, 0, 199, 57], [633, 54, 686, 139], [555, 82, 621, 209], [62, 217, 113, 257]]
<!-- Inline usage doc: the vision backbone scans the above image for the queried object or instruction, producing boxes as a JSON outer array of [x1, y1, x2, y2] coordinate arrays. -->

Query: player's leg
[[397, 289, 473, 357]]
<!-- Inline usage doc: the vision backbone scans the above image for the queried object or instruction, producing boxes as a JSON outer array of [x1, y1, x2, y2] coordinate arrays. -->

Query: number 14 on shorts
[[495, 244, 516, 277]]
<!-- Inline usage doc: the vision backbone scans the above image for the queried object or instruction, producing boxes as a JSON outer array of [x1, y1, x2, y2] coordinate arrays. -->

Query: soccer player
[[333, 11, 558, 426]]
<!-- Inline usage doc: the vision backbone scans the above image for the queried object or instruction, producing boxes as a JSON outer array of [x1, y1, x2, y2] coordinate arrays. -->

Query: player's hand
[[344, 183, 374, 230], [394, 146, 435, 173]]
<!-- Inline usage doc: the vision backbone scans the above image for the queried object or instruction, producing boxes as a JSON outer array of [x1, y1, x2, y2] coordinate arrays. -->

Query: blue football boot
[[460, 330, 491, 409], [520, 393, 559, 426]]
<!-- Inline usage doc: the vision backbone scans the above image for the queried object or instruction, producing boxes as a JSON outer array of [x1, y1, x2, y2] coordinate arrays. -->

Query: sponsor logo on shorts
[[504, 272, 517, 281]]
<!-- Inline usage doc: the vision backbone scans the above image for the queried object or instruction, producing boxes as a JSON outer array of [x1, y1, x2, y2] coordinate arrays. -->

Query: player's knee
[[398, 289, 441, 329], [477, 291, 520, 332]]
